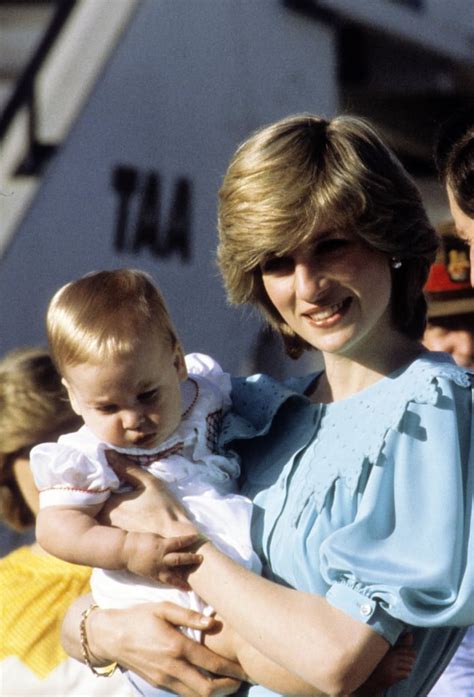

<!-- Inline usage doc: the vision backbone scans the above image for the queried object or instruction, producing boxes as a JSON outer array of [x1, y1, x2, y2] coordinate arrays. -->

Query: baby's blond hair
[[47, 269, 179, 374]]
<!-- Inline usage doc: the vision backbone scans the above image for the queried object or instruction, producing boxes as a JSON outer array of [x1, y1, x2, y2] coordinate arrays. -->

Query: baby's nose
[[122, 410, 145, 429]]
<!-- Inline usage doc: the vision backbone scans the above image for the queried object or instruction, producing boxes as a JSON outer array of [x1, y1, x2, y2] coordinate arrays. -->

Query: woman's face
[[261, 228, 394, 359]]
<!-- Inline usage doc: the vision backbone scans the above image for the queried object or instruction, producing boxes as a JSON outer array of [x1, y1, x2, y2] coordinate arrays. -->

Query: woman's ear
[[61, 377, 82, 416], [173, 345, 188, 381]]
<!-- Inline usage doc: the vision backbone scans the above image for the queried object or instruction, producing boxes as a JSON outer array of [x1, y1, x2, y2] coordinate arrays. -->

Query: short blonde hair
[[47, 269, 179, 374], [0, 347, 80, 529], [218, 113, 438, 357]]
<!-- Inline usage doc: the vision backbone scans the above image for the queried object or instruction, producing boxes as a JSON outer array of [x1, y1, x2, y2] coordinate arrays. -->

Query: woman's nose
[[294, 261, 329, 300]]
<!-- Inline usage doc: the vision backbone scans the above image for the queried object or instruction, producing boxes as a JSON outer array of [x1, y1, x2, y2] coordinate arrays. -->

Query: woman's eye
[[261, 256, 293, 274], [316, 238, 350, 254], [138, 389, 158, 403]]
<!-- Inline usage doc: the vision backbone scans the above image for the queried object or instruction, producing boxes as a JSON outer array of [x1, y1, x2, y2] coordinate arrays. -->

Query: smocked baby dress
[[31, 353, 261, 621]]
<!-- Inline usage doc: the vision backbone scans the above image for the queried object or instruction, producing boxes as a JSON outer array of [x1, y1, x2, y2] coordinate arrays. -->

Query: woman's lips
[[304, 298, 352, 326]]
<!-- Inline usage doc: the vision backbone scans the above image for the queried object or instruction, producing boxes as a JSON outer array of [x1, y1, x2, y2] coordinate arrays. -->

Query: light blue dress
[[221, 352, 474, 696]]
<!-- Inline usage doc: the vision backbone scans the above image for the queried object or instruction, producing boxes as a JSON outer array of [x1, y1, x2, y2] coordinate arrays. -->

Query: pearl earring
[[391, 257, 402, 269]]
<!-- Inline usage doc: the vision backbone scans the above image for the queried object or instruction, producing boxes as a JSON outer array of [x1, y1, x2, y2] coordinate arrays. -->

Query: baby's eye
[[97, 404, 118, 414], [138, 389, 158, 403], [260, 255, 293, 274]]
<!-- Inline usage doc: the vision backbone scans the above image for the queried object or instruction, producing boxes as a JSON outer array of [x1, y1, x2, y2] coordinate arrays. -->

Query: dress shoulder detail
[[281, 354, 470, 519], [221, 372, 316, 445]]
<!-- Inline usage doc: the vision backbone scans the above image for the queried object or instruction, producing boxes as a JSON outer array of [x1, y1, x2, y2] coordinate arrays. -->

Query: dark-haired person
[[435, 108, 474, 284], [423, 221, 474, 695], [424, 220, 474, 369]]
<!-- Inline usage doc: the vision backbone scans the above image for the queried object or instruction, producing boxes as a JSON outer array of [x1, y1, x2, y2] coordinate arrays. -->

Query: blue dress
[[221, 352, 474, 696]]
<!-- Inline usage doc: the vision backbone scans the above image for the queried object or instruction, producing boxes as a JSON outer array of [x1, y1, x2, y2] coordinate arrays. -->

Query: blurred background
[[1, 0, 473, 551]]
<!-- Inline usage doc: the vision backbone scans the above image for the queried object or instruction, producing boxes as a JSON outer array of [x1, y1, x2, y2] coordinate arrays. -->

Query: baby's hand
[[122, 531, 204, 589]]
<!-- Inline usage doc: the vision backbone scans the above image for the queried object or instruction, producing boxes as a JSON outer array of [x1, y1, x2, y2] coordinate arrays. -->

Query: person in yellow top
[[0, 346, 132, 696]]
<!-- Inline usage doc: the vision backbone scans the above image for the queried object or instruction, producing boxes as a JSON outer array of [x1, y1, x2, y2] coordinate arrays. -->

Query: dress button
[[360, 603, 372, 617]]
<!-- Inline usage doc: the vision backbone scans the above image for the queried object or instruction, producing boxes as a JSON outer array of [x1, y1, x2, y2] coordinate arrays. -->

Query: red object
[[425, 263, 471, 294]]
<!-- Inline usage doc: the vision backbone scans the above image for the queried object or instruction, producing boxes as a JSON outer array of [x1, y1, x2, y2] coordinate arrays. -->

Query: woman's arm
[[205, 622, 414, 697], [37, 505, 203, 587], [63, 595, 332, 697], [61, 595, 246, 697], [204, 616, 342, 696], [105, 456, 390, 695], [191, 542, 389, 695]]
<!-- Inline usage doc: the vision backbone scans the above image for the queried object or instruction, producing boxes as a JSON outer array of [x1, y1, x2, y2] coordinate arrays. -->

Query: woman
[[62, 114, 474, 696], [0, 347, 132, 695]]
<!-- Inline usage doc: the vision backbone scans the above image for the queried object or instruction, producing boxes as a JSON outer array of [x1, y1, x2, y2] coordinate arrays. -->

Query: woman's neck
[[311, 336, 427, 403]]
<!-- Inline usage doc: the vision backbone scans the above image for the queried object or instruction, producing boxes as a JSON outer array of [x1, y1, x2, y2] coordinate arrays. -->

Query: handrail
[[0, 0, 77, 144]]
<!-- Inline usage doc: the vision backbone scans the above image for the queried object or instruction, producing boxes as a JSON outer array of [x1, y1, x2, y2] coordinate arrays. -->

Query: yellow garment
[[0, 545, 91, 678], [0, 545, 132, 696]]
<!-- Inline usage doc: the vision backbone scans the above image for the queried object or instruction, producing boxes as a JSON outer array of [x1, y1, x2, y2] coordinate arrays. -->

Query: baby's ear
[[61, 377, 82, 416], [174, 345, 188, 380]]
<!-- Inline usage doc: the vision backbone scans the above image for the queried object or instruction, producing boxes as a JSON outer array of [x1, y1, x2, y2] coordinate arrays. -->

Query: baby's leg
[[354, 634, 416, 697]]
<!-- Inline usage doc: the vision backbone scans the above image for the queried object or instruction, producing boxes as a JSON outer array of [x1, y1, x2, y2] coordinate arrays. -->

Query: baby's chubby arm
[[31, 440, 203, 584], [36, 505, 203, 588]]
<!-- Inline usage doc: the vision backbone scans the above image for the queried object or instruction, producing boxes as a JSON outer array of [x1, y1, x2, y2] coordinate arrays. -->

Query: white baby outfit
[[31, 353, 260, 632]]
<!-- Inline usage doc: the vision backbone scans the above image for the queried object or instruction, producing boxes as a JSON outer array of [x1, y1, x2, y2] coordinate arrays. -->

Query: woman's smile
[[303, 298, 352, 328]]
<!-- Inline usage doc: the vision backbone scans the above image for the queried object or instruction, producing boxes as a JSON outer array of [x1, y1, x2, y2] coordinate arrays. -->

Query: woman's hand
[[92, 602, 245, 696], [62, 597, 245, 697], [100, 451, 197, 539]]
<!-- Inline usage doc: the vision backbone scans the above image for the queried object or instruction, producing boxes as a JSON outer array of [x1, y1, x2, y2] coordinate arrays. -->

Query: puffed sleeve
[[185, 353, 232, 409], [322, 374, 474, 644], [30, 442, 120, 508]]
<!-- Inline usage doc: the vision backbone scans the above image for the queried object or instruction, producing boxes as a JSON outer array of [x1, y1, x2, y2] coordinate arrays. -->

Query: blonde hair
[[218, 113, 438, 357], [0, 347, 80, 529], [47, 269, 179, 374]]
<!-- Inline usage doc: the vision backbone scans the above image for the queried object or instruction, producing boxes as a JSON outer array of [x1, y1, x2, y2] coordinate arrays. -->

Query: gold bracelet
[[79, 603, 118, 677]]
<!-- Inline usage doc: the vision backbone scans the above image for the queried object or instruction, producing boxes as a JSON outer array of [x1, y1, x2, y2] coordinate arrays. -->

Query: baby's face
[[63, 335, 187, 449]]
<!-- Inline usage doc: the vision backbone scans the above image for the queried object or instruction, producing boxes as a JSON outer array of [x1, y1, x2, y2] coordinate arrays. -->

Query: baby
[[31, 268, 415, 697], [30, 269, 260, 696]]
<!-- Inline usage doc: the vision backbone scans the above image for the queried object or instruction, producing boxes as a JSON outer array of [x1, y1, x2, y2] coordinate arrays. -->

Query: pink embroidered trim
[[127, 442, 184, 466], [40, 485, 110, 493]]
